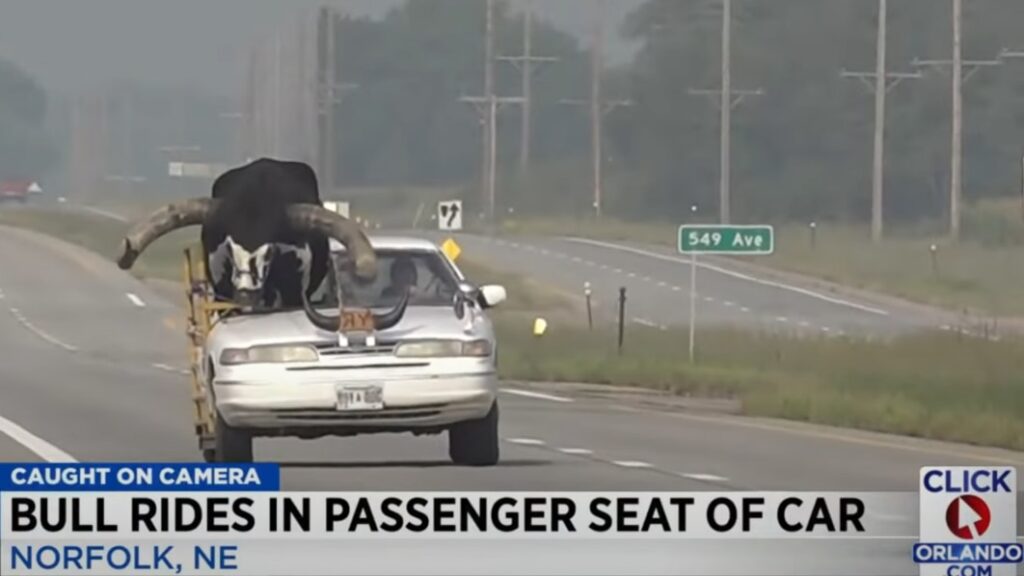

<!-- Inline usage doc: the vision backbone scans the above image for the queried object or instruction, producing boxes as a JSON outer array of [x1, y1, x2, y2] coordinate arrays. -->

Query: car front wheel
[[215, 412, 253, 463], [448, 401, 499, 466]]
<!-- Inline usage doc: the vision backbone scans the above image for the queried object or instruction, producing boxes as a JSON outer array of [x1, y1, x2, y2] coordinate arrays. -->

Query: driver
[[382, 256, 417, 301]]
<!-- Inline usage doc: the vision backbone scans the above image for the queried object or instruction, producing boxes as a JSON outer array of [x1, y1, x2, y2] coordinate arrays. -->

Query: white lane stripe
[[126, 293, 146, 307], [627, 272, 636, 278], [558, 448, 594, 456], [612, 460, 654, 469], [9, 308, 78, 352], [723, 301, 735, 307], [680, 473, 729, 483], [78, 205, 128, 222], [657, 281, 667, 287], [776, 316, 790, 323], [672, 286, 681, 292], [501, 389, 574, 403], [563, 238, 890, 316], [633, 317, 658, 328], [821, 326, 832, 332], [0, 414, 77, 462], [703, 296, 715, 303], [612, 268, 622, 273], [799, 320, 811, 328], [505, 438, 546, 446], [571, 256, 582, 263], [0, 289, 5, 300], [740, 306, 751, 313]]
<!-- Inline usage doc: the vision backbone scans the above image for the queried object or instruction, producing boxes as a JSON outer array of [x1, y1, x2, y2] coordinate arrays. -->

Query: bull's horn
[[301, 289, 411, 333], [117, 198, 216, 270], [284, 204, 376, 281]]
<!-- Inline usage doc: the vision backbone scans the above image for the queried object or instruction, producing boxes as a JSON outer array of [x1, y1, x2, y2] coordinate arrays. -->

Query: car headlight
[[394, 339, 492, 358], [220, 345, 319, 365]]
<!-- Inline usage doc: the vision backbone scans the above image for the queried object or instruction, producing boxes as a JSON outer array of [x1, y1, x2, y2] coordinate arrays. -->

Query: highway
[[1, 224, 1022, 574], [436, 232, 983, 339]]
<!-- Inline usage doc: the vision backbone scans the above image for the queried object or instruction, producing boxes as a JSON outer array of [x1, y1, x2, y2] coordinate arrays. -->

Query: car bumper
[[213, 372, 498, 434]]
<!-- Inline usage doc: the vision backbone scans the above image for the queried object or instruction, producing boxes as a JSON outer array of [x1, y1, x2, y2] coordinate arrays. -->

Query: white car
[[201, 236, 506, 465]]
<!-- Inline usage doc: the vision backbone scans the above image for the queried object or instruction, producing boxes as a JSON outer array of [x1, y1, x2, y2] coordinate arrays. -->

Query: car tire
[[215, 412, 253, 463], [448, 401, 499, 466]]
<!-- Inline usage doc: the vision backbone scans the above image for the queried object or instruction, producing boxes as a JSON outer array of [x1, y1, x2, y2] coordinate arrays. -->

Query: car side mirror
[[478, 285, 507, 309]]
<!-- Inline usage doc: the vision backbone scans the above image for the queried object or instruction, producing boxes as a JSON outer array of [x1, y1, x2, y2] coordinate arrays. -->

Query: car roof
[[328, 236, 440, 252]]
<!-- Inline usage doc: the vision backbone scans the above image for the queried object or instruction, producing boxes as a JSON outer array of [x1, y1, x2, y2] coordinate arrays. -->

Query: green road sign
[[678, 224, 774, 255]]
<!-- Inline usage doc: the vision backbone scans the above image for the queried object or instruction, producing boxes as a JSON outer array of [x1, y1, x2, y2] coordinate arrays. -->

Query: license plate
[[336, 385, 384, 411]]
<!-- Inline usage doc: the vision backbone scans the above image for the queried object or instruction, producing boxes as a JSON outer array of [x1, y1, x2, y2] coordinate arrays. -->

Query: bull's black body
[[204, 158, 329, 307]]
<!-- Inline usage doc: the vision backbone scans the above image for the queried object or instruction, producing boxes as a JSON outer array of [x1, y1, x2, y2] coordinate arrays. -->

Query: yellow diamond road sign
[[441, 238, 462, 262]]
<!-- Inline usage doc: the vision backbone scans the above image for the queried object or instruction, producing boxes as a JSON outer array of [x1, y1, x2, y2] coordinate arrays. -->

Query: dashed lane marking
[[627, 272, 636, 278], [679, 473, 730, 483], [657, 281, 667, 287], [612, 460, 655, 469], [562, 238, 890, 316], [501, 389, 574, 403], [126, 293, 146, 307], [633, 318, 658, 328], [723, 301, 735, 307], [740, 307, 751, 313], [776, 316, 790, 323], [703, 296, 715, 303], [504, 438, 546, 446], [672, 286, 681, 292], [799, 320, 811, 328], [557, 448, 594, 456]]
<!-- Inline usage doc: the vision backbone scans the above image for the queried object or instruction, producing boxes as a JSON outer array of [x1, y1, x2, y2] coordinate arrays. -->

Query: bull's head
[[115, 198, 405, 331]]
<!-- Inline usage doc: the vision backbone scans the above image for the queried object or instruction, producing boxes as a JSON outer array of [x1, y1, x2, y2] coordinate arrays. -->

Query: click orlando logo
[[945, 495, 991, 540]]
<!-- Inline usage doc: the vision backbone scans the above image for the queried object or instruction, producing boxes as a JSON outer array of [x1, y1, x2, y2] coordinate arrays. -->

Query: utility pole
[[323, 7, 336, 192], [912, 0, 1001, 242], [483, 0, 495, 220], [689, 0, 761, 224], [561, 0, 631, 219], [497, 0, 558, 175], [840, 0, 920, 243]]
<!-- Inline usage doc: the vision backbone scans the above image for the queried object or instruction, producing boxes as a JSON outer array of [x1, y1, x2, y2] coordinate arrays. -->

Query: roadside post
[[584, 282, 593, 330], [678, 224, 774, 363], [617, 287, 626, 355]]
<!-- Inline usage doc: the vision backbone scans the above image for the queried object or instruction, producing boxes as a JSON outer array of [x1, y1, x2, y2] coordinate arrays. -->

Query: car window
[[315, 249, 460, 309]]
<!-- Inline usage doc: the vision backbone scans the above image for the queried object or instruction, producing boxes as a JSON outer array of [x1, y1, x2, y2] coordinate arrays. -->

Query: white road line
[[723, 301, 735, 307], [612, 268, 622, 274], [940, 324, 952, 331], [627, 272, 636, 278], [0, 289, 5, 300], [539, 249, 549, 255], [557, 448, 594, 456], [571, 256, 582, 263], [740, 306, 751, 313], [563, 238, 890, 316], [126, 293, 146, 307], [775, 316, 790, 323], [501, 389, 574, 403], [633, 317, 658, 328], [821, 326, 832, 333], [599, 264, 609, 270], [78, 205, 128, 222], [672, 286, 681, 292], [9, 308, 78, 352], [679, 473, 729, 483], [657, 281, 667, 287], [703, 296, 715, 303], [612, 460, 654, 469], [509, 242, 520, 248], [585, 260, 595, 267], [0, 414, 77, 462], [504, 438, 546, 446], [798, 320, 811, 328]]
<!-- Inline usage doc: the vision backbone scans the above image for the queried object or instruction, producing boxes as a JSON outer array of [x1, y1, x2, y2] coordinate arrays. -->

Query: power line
[[560, 0, 631, 219], [911, 0, 1001, 242], [688, 0, 762, 225], [839, 0, 921, 243], [497, 0, 559, 176]]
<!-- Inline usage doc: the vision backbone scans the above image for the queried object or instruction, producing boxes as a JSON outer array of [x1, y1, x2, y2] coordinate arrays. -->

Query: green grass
[[4, 207, 1022, 450], [495, 321, 1024, 451], [501, 200, 1024, 317]]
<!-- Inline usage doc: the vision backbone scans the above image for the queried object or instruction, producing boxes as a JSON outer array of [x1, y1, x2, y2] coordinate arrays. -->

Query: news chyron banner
[[0, 463, 1020, 575]]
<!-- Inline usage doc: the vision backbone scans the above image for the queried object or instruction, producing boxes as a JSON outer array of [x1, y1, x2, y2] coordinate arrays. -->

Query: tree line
[[329, 0, 1024, 224]]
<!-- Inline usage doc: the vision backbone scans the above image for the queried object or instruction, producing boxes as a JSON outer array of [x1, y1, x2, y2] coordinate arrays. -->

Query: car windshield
[[314, 248, 461, 309]]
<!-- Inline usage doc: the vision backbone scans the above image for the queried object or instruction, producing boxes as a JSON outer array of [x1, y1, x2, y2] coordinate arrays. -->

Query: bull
[[115, 158, 407, 330]]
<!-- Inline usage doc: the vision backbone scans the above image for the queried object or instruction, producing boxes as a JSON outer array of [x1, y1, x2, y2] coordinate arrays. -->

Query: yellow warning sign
[[441, 238, 462, 262]]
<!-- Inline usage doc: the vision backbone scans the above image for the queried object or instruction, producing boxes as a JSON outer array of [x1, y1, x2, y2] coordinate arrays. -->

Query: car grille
[[267, 404, 446, 421], [315, 343, 397, 357]]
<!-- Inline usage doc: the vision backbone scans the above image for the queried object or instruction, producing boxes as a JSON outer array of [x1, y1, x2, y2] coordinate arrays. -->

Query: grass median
[[3, 207, 1022, 450], [500, 200, 1024, 317]]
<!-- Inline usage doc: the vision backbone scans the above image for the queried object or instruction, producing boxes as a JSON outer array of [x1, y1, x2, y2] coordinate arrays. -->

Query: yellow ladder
[[183, 248, 237, 460]]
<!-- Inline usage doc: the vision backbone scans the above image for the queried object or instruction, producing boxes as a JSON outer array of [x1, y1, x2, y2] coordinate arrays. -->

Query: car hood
[[208, 305, 493, 349]]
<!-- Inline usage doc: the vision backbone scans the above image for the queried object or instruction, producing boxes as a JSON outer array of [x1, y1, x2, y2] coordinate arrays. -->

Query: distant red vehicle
[[0, 180, 39, 204]]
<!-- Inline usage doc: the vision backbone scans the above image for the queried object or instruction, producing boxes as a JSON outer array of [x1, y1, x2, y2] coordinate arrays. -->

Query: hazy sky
[[0, 0, 641, 99]]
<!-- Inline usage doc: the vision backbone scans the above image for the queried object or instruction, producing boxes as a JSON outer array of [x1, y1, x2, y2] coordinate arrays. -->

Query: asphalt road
[[1, 224, 1021, 575], [433, 232, 987, 339]]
